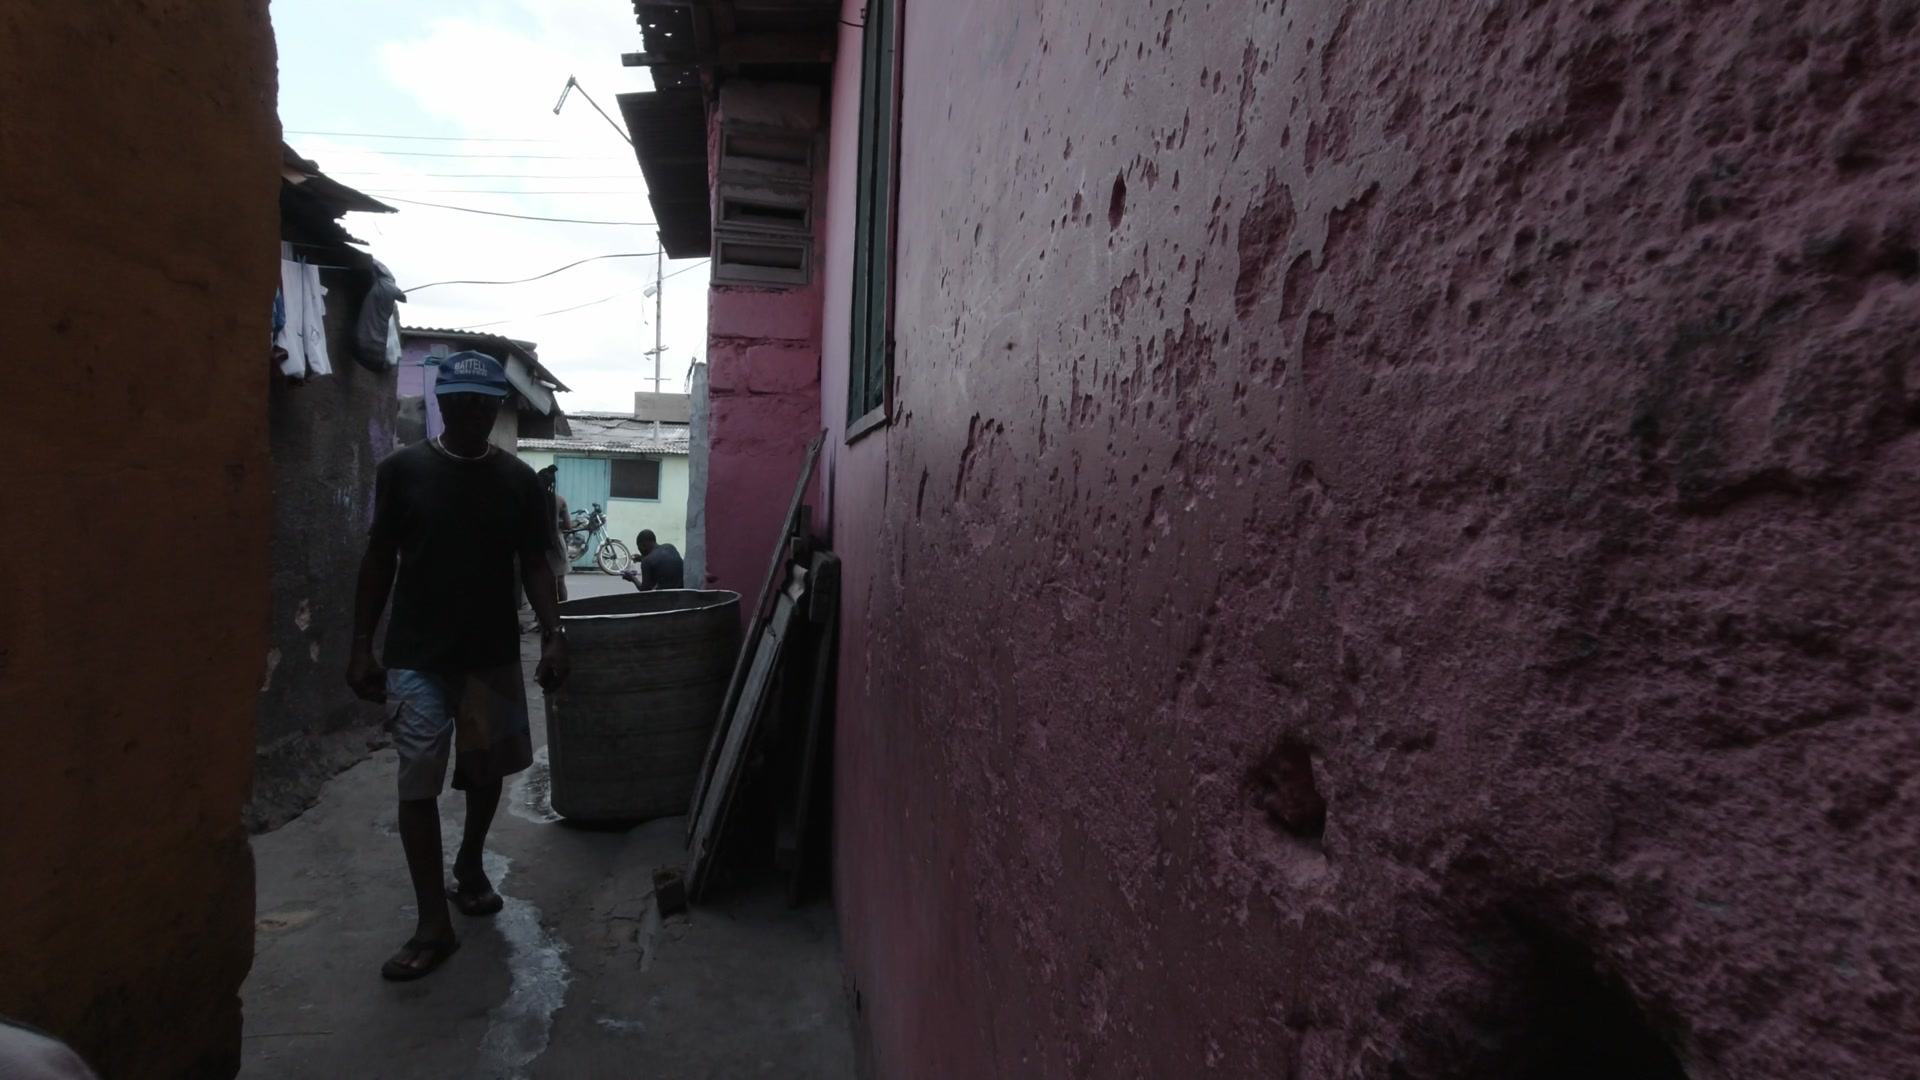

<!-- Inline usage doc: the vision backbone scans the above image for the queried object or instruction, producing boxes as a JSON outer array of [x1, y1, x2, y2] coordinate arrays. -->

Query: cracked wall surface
[[822, 0, 1920, 1076], [0, 2, 279, 1077], [254, 288, 396, 832]]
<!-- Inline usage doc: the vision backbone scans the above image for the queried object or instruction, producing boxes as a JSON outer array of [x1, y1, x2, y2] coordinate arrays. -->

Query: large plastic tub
[[545, 590, 742, 821]]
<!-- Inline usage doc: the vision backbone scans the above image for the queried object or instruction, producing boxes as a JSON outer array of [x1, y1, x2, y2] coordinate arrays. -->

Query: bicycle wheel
[[597, 539, 632, 575]]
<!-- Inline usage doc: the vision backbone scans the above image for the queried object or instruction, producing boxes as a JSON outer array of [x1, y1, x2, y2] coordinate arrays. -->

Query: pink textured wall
[[825, 0, 1920, 1077], [703, 85, 826, 603]]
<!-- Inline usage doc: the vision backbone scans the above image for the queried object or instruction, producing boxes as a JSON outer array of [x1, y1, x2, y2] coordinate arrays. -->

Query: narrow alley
[[243, 607, 854, 1079]]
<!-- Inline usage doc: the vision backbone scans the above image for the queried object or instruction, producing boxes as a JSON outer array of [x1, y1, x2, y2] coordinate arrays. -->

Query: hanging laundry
[[298, 255, 331, 377], [273, 241, 332, 378], [352, 258, 406, 373], [275, 243, 306, 377]]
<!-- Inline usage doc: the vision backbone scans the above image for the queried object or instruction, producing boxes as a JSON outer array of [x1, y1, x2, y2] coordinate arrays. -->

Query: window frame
[[846, 0, 903, 444], [608, 456, 663, 502]]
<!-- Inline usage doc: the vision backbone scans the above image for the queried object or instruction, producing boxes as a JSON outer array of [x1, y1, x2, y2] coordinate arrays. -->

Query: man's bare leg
[[451, 779, 504, 910], [399, 798, 453, 937], [383, 796, 457, 977]]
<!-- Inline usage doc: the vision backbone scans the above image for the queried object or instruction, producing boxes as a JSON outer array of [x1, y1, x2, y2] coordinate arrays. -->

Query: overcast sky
[[273, 0, 707, 412]]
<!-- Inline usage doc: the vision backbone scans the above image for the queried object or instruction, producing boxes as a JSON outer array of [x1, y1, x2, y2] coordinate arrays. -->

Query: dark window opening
[[721, 239, 806, 270], [847, 0, 900, 434], [722, 129, 812, 171], [610, 458, 662, 500], [714, 236, 810, 285], [720, 197, 809, 232]]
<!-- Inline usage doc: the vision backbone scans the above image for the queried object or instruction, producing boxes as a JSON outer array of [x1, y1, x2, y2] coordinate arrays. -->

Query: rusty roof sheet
[[617, 89, 711, 258], [281, 143, 396, 216], [518, 433, 690, 456]]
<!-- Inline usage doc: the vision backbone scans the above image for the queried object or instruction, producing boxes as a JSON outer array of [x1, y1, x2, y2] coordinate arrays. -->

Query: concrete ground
[[241, 613, 854, 1080], [559, 571, 633, 602]]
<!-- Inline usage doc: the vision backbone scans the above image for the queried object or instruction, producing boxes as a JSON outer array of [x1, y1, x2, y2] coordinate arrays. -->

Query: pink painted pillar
[[701, 83, 826, 612]]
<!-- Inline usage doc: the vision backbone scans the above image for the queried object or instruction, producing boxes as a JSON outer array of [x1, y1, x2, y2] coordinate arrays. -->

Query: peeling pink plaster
[[822, 0, 1920, 1077], [702, 83, 827, 604]]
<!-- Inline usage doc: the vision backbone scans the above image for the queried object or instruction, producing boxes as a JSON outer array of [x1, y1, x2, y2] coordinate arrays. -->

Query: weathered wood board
[[685, 431, 824, 841], [688, 571, 806, 897]]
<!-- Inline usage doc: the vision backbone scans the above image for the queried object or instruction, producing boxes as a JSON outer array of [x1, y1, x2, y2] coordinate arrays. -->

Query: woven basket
[[545, 590, 742, 821]]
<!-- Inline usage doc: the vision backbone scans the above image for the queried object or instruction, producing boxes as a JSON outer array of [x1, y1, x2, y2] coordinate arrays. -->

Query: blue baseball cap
[[434, 350, 513, 397]]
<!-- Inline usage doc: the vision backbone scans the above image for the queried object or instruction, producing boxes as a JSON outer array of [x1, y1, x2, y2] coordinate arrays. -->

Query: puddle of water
[[508, 746, 564, 825], [476, 852, 571, 1080]]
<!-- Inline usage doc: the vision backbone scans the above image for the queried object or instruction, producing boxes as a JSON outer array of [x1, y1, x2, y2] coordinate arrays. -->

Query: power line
[[331, 172, 644, 179], [286, 129, 566, 142], [367, 196, 656, 226], [660, 260, 710, 283], [369, 189, 647, 195], [316, 149, 628, 160], [450, 260, 711, 330], [404, 251, 664, 293], [456, 288, 650, 330]]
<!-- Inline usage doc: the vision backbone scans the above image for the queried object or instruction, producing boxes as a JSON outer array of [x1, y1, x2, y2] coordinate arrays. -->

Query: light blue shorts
[[387, 666, 533, 801]]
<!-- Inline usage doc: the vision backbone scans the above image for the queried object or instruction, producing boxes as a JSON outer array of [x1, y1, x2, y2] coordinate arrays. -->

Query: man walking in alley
[[346, 350, 570, 981], [620, 529, 684, 591]]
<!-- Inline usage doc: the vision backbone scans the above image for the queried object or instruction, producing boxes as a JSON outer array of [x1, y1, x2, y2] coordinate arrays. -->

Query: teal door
[[555, 456, 611, 569]]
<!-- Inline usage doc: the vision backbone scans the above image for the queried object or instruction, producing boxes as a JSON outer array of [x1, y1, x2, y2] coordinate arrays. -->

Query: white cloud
[[285, 0, 710, 411]]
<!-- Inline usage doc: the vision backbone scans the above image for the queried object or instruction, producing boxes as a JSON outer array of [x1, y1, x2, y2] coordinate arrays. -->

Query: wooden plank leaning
[[784, 549, 841, 907], [685, 430, 825, 844], [688, 567, 808, 898]]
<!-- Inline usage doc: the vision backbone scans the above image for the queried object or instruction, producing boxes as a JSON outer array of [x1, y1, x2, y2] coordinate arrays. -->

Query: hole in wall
[[1248, 737, 1326, 843], [1109, 172, 1128, 229], [1470, 916, 1688, 1080], [1879, 244, 1920, 282]]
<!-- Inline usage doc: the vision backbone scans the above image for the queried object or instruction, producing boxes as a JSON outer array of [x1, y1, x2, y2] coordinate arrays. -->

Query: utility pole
[[553, 75, 657, 390], [643, 243, 667, 394], [654, 247, 664, 394]]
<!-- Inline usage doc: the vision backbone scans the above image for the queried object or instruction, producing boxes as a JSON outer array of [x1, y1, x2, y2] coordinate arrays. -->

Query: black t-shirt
[[369, 441, 548, 672], [638, 543, 685, 590]]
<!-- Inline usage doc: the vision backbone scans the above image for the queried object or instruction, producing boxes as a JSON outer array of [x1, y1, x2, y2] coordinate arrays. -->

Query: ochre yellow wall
[[0, 3, 279, 1076]]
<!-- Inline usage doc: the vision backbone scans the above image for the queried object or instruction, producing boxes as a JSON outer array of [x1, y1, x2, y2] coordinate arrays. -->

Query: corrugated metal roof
[[282, 143, 397, 215], [518, 434, 690, 456], [731, 0, 842, 32], [567, 411, 687, 429], [617, 89, 711, 258], [615, 0, 841, 258], [399, 326, 571, 393]]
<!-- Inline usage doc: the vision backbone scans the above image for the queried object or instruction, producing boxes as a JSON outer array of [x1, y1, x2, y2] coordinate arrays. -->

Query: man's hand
[[536, 633, 571, 693], [347, 648, 387, 703]]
